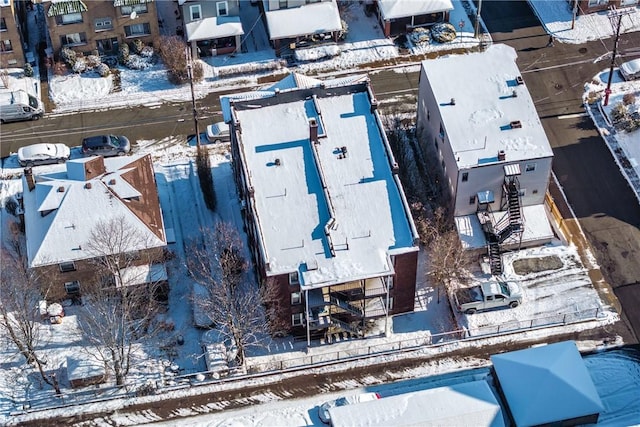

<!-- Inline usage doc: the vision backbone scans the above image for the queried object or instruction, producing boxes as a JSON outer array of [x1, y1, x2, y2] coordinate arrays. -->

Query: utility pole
[[604, 7, 635, 107], [571, 0, 578, 30], [186, 46, 200, 147]]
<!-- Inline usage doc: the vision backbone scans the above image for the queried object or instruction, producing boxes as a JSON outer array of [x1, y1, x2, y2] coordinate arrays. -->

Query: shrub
[[611, 103, 628, 124], [111, 68, 121, 92], [96, 63, 111, 77], [157, 35, 203, 84], [118, 43, 130, 64], [86, 54, 102, 68], [60, 47, 77, 67], [623, 93, 636, 106], [140, 45, 155, 59], [23, 63, 34, 77], [72, 57, 87, 73], [53, 61, 68, 76], [196, 146, 217, 211], [132, 39, 145, 54]]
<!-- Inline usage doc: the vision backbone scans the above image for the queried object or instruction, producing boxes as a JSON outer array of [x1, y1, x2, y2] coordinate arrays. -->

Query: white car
[[620, 58, 640, 81], [206, 122, 230, 144], [18, 143, 71, 167], [318, 392, 381, 424]]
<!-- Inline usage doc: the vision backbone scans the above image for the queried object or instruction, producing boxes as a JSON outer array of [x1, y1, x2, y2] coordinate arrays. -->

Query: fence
[[12, 306, 605, 415]]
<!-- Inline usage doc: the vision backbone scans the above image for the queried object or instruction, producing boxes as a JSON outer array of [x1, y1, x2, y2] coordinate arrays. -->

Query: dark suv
[[81, 135, 131, 157]]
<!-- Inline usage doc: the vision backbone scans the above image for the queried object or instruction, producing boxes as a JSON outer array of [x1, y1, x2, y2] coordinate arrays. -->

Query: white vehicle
[[620, 58, 640, 81], [206, 121, 230, 143], [18, 143, 71, 167], [318, 392, 381, 424], [453, 280, 522, 314], [0, 90, 45, 123]]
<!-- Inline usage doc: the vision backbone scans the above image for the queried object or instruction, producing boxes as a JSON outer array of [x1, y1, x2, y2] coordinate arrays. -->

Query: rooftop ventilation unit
[[498, 150, 506, 161], [57, 186, 65, 193], [108, 179, 116, 185], [516, 76, 524, 85], [84, 183, 92, 189], [510, 120, 522, 129], [450, 98, 456, 105], [274, 158, 281, 166]]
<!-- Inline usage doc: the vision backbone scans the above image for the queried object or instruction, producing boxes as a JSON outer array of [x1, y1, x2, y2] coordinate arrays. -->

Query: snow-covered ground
[[1, 0, 640, 425]]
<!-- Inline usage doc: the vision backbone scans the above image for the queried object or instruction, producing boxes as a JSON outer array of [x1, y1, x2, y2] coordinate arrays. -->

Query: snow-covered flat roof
[[231, 82, 418, 289], [116, 263, 167, 288], [186, 16, 244, 43], [422, 44, 553, 169], [23, 155, 166, 267], [378, 0, 454, 20], [265, 0, 342, 40], [329, 380, 505, 427], [66, 356, 106, 383]]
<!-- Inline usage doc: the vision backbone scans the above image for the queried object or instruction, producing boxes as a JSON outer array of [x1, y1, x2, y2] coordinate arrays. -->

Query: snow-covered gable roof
[[186, 16, 244, 42], [491, 340, 604, 426], [265, 0, 342, 40], [421, 44, 553, 169], [23, 155, 166, 267], [230, 78, 418, 289], [329, 380, 504, 427], [378, 0, 453, 20]]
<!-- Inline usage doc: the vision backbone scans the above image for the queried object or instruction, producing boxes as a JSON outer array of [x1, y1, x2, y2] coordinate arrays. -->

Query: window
[[289, 271, 299, 285], [532, 189, 538, 195], [469, 195, 476, 205], [64, 281, 80, 295], [587, 0, 608, 6], [0, 39, 12, 52], [190, 4, 202, 20], [291, 292, 301, 305], [462, 172, 468, 182], [121, 4, 148, 15], [279, 0, 288, 9], [439, 122, 445, 138], [217, 1, 228, 16], [0, 17, 6, 31], [519, 189, 526, 197], [291, 312, 304, 326], [434, 137, 438, 150], [387, 297, 394, 311], [427, 109, 430, 121], [59, 261, 76, 272], [525, 163, 536, 172], [124, 23, 151, 37], [94, 17, 113, 31], [56, 13, 83, 25], [60, 32, 86, 46]]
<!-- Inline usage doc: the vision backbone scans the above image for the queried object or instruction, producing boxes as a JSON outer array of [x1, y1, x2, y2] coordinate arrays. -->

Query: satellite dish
[[130, 11, 137, 19]]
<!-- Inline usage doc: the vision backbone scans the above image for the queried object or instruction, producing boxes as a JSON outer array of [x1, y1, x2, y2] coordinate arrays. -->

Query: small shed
[[491, 341, 604, 426], [66, 356, 106, 388]]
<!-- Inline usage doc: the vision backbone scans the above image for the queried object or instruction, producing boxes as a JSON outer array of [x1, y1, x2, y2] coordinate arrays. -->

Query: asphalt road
[[481, 0, 640, 340]]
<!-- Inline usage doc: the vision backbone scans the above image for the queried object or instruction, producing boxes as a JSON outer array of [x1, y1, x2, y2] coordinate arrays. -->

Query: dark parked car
[[81, 135, 131, 157], [18, 143, 71, 167]]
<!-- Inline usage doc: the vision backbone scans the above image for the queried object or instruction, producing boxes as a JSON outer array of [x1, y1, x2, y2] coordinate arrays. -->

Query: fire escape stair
[[329, 295, 364, 317], [488, 240, 503, 275], [328, 317, 363, 338]]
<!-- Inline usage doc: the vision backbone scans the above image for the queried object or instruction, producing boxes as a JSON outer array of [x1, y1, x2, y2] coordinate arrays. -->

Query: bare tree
[[420, 207, 470, 302], [260, 277, 292, 337], [188, 222, 267, 366], [76, 216, 165, 386], [0, 223, 61, 394]]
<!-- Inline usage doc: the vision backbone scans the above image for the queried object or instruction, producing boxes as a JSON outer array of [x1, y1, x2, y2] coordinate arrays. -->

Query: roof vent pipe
[[450, 98, 456, 105], [309, 118, 319, 144]]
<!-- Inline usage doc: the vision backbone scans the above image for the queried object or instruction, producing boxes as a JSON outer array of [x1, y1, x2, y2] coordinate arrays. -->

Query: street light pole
[[604, 7, 634, 107], [186, 46, 200, 147]]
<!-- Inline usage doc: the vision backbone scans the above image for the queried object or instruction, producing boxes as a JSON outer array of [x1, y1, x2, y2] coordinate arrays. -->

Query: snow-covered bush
[[72, 57, 87, 73], [118, 43, 130, 64], [623, 93, 636, 106], [409, 27, 430, 46], [125, 54, 154, 70], [86, 54, 102, 68], [61, 47, 77, 67], [96, 62, 111, 77], [140, 45, 155, 58], [612, 103, 628, 125], [132, 39, 145, 55], [431, 23, 457, 43], [23, 62, 34, 77], [53, 61, 67, 76]]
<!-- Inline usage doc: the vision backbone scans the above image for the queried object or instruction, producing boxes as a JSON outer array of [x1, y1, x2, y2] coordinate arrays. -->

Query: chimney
[[57, 186, 65, 193], [498, 150, 506, 161], [24, 168, 35, 191], [370, 98, 378, 113], [309, 118, 318, 144]]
